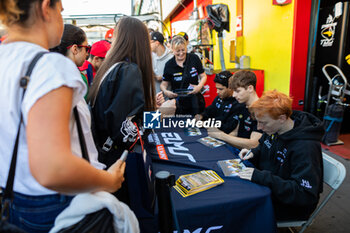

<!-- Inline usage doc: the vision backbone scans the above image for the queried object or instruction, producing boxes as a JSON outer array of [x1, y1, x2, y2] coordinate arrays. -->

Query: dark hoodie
[[250, 111, 324, 221]]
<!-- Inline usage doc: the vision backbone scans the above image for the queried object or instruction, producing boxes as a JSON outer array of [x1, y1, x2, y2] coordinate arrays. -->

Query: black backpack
[[90, 62, 157, 232], [91, 62, 145, 167]]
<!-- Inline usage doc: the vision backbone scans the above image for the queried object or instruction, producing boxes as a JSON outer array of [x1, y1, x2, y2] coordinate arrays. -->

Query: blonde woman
[[161, 35, 207, 115]]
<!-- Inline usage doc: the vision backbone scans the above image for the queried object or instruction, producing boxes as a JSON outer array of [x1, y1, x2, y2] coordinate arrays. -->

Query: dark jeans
[[5, 191, 73, 233]]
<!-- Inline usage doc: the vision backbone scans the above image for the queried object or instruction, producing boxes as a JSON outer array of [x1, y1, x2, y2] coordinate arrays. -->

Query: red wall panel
[[171, 0, 213, 24], [289, 0, 312, 110]]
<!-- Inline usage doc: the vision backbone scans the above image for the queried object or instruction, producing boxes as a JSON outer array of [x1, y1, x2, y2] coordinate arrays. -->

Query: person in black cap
[[150, 31, 173, 93], [195, 71, 245, 133]]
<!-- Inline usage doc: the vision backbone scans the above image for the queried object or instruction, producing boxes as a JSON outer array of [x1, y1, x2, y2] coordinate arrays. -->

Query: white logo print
[[120, 118, 138, 143], [300, 179, 312, 189], [320, 14, 338, 47], [161, 132, 196, 163], [264, 139, 272, 149]]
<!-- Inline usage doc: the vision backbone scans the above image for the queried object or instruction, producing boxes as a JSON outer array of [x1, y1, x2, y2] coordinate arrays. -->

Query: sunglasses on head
[[66, 44, 91, 53], [217, 74, 229, 80]]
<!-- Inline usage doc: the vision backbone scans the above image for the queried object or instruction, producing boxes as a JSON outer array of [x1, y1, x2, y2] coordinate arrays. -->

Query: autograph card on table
[[217, 159, 246, 177], [184, 127, 202, 136], [198, 136, 225, 148]]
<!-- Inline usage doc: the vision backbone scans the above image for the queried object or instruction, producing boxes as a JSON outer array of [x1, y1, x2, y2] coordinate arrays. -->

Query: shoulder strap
[[73, 107, 90, 162], [2, 51, 48, 201], [179, 53, 191, 90]]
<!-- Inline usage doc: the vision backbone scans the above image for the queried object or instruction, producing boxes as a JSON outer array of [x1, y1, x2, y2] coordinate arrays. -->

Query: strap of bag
[[1, 51, 47, 216], [73, 107, 90, 162], [178, 54, 203, 96], [179, 53, 191, 90]]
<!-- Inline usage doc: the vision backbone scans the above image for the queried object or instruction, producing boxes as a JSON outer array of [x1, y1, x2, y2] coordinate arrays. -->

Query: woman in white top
[[0, 1, 125, 232]]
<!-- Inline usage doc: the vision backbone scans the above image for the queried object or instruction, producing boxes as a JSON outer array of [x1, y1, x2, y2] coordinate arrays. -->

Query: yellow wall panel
[[163, 18, 172, 40], [212, 0, 295, 94], [212, 0, 237, 71]]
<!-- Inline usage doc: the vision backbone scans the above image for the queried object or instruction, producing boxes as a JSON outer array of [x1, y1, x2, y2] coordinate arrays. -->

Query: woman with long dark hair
[[88, 17, 155, 110], [87, 17, 157, 230], [87, 16, 156, 167], [0, 1, 125, 232]]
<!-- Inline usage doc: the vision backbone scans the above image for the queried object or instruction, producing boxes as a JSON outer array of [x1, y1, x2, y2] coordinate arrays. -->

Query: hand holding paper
[[238, 167, 254, 181]]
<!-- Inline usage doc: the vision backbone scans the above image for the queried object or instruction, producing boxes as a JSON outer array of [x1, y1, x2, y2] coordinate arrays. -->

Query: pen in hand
[[240, 149, 252, 164]]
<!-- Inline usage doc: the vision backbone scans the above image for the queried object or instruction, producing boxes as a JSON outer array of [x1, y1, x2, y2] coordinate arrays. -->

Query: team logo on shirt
[[174, 76, 183, 81], [276, 148, 287, 164], [190, 67, 198, 77], [264, 139, 272, 149], [216, 99, 222, 108], [245, 116, 252, 125], [173, 72, 183, 82], [224, 104, 232, 113], [301, 179, 312, 189]]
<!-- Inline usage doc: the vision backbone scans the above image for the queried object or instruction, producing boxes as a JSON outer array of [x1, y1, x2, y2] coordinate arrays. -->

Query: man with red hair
[[238, 90, 324, 221]]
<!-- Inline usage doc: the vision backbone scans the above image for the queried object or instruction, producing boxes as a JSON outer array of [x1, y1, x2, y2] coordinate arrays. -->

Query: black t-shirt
[[201, 96, 246, 134], [163, 53, 204, 90], [233, 107, 260, 138]]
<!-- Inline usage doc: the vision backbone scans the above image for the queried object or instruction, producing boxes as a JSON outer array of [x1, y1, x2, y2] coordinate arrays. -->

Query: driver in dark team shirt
[[195, 71, 245, 133], [208, 70, 262, 149]]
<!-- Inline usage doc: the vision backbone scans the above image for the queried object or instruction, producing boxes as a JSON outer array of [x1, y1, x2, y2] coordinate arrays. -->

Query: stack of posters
[[174, 170, 224, 197]]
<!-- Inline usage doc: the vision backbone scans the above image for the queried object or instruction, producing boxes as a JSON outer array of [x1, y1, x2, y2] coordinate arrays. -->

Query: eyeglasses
[[66, 44, 91, 53]]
